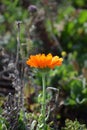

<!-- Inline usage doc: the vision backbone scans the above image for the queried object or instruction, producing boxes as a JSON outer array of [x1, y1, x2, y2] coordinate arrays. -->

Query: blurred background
[[0, 0, 87, 129]]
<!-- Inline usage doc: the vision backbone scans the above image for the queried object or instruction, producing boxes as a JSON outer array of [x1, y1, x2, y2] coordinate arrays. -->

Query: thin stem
[[42, 72, 46, 129], [16, 21, 25, 121], [16, 21, 22, 65]]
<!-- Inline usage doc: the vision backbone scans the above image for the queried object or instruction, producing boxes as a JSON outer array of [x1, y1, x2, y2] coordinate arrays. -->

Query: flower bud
[[28, 5, 37, 13]]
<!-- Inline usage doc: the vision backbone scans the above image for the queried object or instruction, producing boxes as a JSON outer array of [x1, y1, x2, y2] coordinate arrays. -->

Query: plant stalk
[[42, 72, 46, 129]]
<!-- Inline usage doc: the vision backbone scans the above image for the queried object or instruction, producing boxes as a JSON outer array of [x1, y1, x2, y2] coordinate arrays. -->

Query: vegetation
[[0, 0, 87, 130]]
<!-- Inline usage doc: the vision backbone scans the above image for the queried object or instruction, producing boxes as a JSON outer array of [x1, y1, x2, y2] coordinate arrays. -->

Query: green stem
[[42, 72, 46, 129]]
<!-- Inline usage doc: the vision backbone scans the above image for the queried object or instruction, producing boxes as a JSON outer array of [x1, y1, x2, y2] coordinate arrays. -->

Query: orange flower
[[26, 53, 63, 69]]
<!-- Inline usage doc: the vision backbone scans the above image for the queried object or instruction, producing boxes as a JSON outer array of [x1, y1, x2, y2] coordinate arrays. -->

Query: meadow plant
[[62, 119, 87, 130], [26, 53, 63, 129]]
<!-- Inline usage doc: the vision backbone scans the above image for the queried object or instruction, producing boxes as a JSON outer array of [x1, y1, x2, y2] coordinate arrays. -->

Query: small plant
[[62, 119, 87, 130], [26, 53, 63, 130], [0, 114, 7, 130]]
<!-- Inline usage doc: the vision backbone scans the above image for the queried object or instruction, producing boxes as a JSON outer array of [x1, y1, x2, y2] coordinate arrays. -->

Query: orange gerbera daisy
[[26, 53, 63, 69]]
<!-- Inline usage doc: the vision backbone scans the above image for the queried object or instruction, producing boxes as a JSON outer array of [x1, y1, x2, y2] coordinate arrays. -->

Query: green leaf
[[78, 10, 87, 24], [65, 98, 76, 106]]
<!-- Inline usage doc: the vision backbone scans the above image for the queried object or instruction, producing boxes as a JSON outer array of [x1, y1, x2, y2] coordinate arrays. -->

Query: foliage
[[0, 109, 28, 130], [48, 64, 77, 89], [72, 0, 87, 8], [25, 112, 53, 130], [0, 108, 8, 130], [31, 57, 87, 108], [59, 7, 87, 64], [0, 0, 87, 129], [48, 63, 87, 107], [62, 119, 87, 130], [0, 0, 28, 51], [65, 78, 87, 106]]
